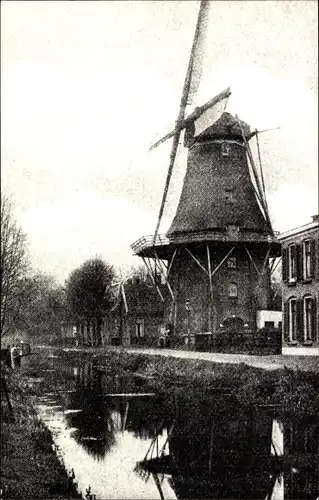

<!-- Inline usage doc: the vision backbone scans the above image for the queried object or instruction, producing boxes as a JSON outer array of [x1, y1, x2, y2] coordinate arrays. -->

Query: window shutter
[[296, 299, 304, 342], [283, 301, 289, 342], [296, 244, 303, 281], [310, 239, 316, 279], [282, 248, 288, 283], [312, 296, 317, 341], [291, 245, 297, 279]]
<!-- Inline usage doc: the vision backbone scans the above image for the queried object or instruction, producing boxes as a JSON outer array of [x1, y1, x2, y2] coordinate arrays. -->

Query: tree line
[[0, 193, 135, 345]]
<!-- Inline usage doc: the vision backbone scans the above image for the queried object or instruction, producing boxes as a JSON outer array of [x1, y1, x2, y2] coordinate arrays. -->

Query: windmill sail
[[149, 87, 231, 151], [185, 0, 210, 107], [153, 0, 211, 243]]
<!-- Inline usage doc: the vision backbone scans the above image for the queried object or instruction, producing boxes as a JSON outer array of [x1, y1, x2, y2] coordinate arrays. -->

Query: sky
[[1, 0, 318, 283]]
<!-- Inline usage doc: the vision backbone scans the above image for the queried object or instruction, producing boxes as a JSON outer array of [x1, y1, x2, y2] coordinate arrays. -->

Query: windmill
[[131, 0, 281, 350]]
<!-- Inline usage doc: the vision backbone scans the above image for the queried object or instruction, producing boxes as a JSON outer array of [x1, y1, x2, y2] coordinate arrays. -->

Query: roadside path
[[47, 345, 319, 372], [124, 347, 318, 372]]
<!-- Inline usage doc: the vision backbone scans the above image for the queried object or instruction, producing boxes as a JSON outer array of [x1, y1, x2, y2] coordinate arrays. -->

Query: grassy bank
[[0, 365, 81, 500], [107, 350, 319, 417], [34, 347, 319, 419]]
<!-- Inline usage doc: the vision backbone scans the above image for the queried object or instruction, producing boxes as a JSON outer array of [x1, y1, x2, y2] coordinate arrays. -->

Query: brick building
[[104, 275, 168, 347], [279, 215, 319, 355]]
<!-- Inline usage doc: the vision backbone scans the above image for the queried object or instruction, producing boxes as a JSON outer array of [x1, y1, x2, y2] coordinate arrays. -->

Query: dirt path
[[124, 347, 318, 372], [53, 345, 319, 372]]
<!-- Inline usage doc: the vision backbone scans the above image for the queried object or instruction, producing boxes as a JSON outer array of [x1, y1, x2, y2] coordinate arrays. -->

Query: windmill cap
[[194, 112, 251, 142]]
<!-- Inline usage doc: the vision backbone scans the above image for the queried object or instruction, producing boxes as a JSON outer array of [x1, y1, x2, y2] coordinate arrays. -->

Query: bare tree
[[1, 195, 29, 338], [13, 272, 67, 341]]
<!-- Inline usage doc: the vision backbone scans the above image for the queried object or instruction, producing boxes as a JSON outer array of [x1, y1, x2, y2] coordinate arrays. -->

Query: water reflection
[[137, 394, 318, 500], [28, 357, 318, 500]]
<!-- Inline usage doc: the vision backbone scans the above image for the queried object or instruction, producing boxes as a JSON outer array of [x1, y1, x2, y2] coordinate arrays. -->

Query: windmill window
[[136, 319, 144, 338], [227, 256, 237, 269], [302, 240, 311, 280], [228, 283, 238, 298], [221, 142, 230, 157]]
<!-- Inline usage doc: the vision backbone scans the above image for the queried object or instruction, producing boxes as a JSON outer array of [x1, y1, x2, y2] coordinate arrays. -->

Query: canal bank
[[14, 347, 319, 499], [35, 346, 319, 417], [0, 366, 81, 500], [2, 347, 318, 499], [57, 345, 319, 373]]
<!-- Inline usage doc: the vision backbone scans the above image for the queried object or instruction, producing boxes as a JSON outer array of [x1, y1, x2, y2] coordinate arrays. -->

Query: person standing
[[10, 345, 20, 369]]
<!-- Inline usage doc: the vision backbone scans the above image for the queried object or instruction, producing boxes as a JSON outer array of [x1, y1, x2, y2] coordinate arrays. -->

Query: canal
[[24, 352, 318, 500]]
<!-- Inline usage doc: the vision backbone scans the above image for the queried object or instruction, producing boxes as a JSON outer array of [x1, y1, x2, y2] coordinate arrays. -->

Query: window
[[264, 321, 275, 328], [136, 320, 144, 338], [288, 298, 297, 341], [227, 256, 237, 269], [303, 240, 312, 280], [221, 142, 230, 157], [303, 296, 313, 341], [228, 283, 238, 298], [288, 245, 297, 282]]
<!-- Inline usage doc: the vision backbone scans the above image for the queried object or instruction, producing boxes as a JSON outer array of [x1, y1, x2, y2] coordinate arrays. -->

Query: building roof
[[278, 215, 319, 241], [117, 278, 168, 315]]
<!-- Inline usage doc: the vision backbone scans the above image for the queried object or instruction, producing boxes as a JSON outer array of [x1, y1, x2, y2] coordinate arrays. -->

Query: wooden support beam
[[167, 248, 177, 278], [211, 245, 236, 277], [152, 473, 165, 500], [154, 250, 175, 301], [261, 245, 271, 276], [185, 247, 209, 276], [153, 250, 167, 280], [154, 250, 166, 283], [244, 246, 260, 276], [256, 245, 271, 292], [272, 283, 282, 301], [270, 256, 281, 276], [160, 260, 168, 270], [122, 401, 129, 432], [142, 257, 164, 302], [269, 252, 281, 274], [148, 257, 156, 279], [206, 244, 213, 336], [121, 284, 128, 314]]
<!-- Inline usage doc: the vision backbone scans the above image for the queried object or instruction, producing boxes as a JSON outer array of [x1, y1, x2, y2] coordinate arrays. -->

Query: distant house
[[104, 275, 169, 347], [60, 322, 77, 344], [279, 215, 319, 355]]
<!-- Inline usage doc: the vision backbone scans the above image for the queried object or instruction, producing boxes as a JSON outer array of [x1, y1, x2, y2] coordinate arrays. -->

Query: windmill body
[[131, 112, 280, 348]]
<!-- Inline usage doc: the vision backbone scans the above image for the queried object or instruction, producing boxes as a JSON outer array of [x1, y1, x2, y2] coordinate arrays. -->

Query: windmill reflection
[[135, 393, 318, 500]]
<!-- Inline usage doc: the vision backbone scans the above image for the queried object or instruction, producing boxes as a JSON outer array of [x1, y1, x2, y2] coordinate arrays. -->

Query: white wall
[[257, 310, 282, 329], [282, 346, 319, 356]]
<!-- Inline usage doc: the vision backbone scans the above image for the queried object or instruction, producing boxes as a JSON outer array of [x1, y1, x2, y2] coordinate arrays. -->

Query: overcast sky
[[2, 0, 318, 283]]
